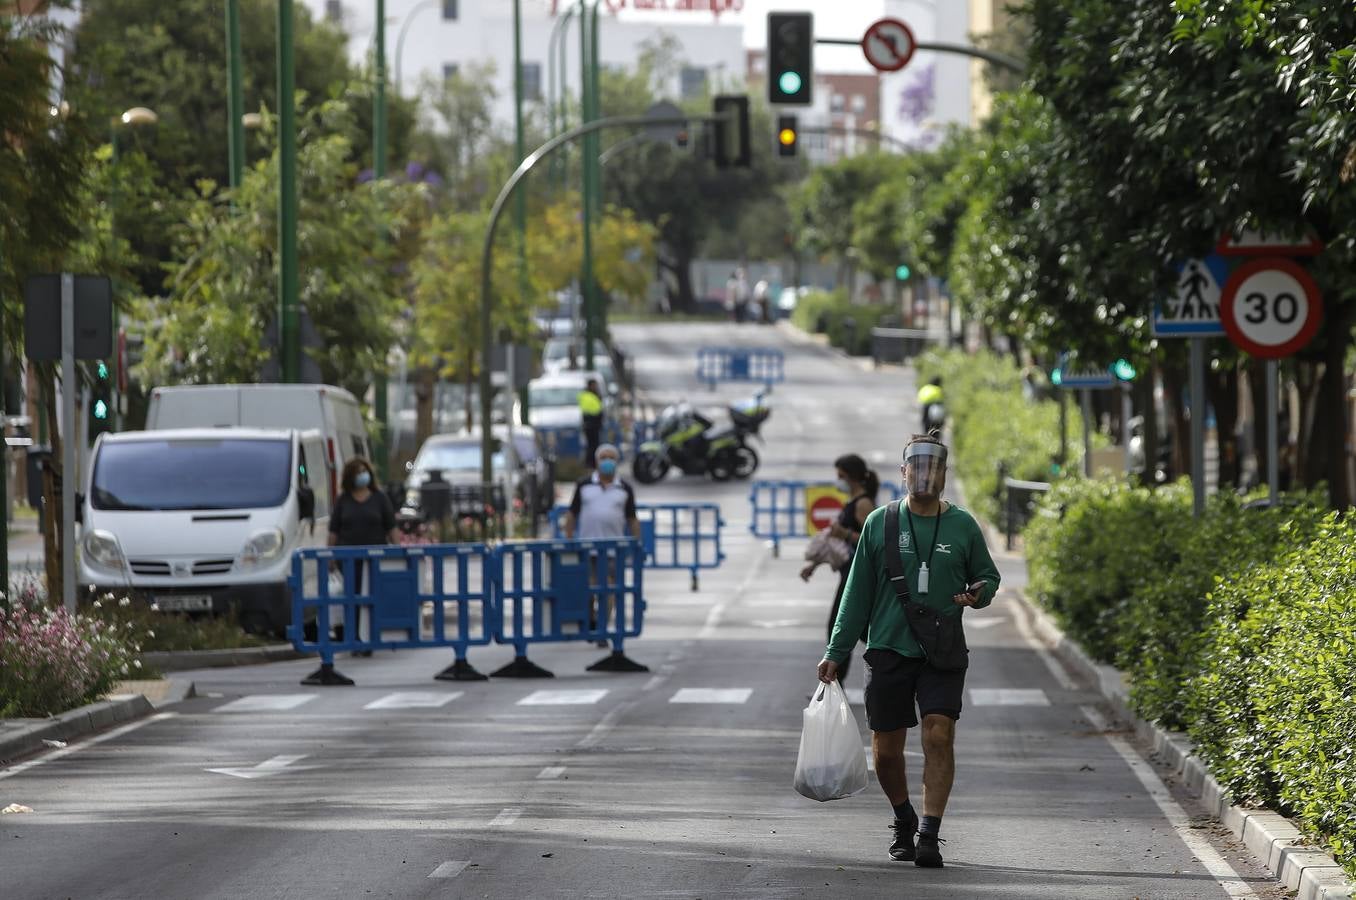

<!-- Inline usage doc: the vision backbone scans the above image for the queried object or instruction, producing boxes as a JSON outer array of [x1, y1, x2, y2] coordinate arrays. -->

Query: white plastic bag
[[793, 679, 869, 801]]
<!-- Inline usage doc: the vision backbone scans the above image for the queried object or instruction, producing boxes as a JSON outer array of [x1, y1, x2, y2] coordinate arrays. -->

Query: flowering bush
[[0, 601, 142, 718]]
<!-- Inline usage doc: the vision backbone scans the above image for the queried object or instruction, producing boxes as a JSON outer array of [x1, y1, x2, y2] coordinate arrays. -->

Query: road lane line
[[575, 701, 631, 749], [517, 689, 608, 706], [698, 543, 770, 639], [969, 688, 1050, 706], [1011, 593, 1257, 897], [489, 807, 523, 828], [641, 675, 668, 692], [215, 694, 315, 713], [428, 861, 470, 878], [363, 691, 462, 710], [537, 766, 567, 780], [0, 712, 176, 780], [669, 688, 752, 704]]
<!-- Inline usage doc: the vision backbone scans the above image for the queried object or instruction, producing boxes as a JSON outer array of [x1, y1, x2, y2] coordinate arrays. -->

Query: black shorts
[[862, 648, 966, 732]]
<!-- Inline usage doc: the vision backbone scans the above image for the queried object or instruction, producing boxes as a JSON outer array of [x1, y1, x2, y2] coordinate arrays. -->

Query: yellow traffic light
[[779, 127, 796, 146]]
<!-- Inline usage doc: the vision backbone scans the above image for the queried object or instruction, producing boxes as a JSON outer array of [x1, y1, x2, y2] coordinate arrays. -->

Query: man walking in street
[[564, 444, 641, 646], [817, 433, 1000, 868], [578, 377, 604, 469]]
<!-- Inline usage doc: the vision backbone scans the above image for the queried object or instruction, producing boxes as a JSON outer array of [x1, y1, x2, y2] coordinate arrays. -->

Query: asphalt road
[[1, 321, 1287, 899]]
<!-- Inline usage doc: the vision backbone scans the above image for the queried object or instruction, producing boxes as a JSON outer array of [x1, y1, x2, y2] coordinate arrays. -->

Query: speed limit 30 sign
[[1219, 257, 1323, 358]]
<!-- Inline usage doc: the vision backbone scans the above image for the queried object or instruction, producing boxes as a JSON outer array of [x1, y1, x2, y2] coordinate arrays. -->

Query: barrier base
[[435, 659, 489, 682], [587, 651, 649, 673], [491, 655, 555, 679], [301, 663, 355, 686]]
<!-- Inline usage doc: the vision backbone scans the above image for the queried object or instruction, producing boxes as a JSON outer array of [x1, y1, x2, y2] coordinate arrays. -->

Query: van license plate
[[155, 594, 214, 612]]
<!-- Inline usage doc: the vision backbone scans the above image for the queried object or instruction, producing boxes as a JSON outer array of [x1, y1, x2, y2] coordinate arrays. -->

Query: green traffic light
[[96, 361, 110, 379], [1051, 367, 1063, 387], [895, 264, 911, 281], [1112, 359, 1137, 382], [93, 399, 109, 420], [778, 71, 802, 96]]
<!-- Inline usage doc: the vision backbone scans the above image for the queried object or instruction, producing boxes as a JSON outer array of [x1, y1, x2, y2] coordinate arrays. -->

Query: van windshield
[[92, 439, 293, 511], [529, 386, 580, 408]]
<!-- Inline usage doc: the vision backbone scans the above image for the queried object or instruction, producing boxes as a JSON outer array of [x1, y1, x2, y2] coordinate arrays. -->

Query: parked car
[[400, 432, 514, 523], [80, 427, 329, 637], [146, 384, 369, 502]]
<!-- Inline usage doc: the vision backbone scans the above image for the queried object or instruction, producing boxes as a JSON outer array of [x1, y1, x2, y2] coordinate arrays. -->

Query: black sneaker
[[914, 832, 944, 868], [888, 813, 918, 861]]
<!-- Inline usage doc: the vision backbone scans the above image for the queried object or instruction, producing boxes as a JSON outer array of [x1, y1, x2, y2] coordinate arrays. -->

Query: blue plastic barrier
[[493, 537, 647, 676], [536, 421, 624, 463], [696, 347, 785, 390], [748, 480, 903, 557], [289, 543, 496, 685], [549, 502, 725, 591]]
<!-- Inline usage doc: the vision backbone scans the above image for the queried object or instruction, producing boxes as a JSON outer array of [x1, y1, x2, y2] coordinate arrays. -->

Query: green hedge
[[790, 290, 894, 356], [1024, 480, 1353, 873], [915, 347, 1087, 523]]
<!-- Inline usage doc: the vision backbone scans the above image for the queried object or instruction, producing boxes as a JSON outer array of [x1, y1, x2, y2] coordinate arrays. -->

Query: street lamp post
[[373, 0, 390, 478], [394, 0, 442, 96], [110, 106, 159, 432], [226, 0, 245, 190]]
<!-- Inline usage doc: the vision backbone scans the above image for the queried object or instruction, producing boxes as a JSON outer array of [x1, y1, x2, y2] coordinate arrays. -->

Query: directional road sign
[[1054, 353, 1117, 389], [1220, 257, 1323, 359], [1153, 255, 1229, 337], [861, 18, 916, 73]]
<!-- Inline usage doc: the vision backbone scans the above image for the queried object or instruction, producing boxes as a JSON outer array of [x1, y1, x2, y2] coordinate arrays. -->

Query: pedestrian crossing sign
[[1153, 255, 1230, 337]]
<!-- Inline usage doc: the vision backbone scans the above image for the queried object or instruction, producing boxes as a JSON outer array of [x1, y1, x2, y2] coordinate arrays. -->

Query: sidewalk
[[5, 514, 46, 579]]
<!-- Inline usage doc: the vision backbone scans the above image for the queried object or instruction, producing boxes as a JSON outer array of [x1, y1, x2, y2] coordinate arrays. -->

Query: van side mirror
[[297, 485, 316, 521]]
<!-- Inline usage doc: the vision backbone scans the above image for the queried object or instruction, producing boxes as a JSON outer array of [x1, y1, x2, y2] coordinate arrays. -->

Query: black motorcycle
[[632, 393, 771, 483]]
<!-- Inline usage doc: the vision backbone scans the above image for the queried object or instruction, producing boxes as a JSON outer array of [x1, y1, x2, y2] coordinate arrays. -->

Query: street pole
[[60, 274, 76, 613], [226, 0, 245, 191], [581, 3, 599, 372], [373, 0, 389, 479], [1080, 390, 1093, 478], [1189, 336, 1206, 516], [1266, 358, 1279, 504], [513, 0, 528, 352], [277, 0, 300, 384], [1121, 384, 1133, 476]]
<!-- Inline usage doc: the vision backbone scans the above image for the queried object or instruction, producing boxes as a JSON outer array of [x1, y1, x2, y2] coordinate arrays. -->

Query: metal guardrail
[[749, 480, 903, 557]]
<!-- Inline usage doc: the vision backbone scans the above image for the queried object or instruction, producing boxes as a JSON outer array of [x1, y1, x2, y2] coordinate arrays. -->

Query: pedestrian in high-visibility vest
[[579, 378, 604, 469]]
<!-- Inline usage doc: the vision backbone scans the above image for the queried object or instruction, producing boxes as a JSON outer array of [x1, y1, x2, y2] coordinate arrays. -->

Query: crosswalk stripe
[[669, 688, 752, 704], [363, 692, 462, 710], [537, 766, 566, 780], [517, 689, 608, 706], [489, 807, 523, 828], [428, 861, 470, 879], [216, 694, 315, 713], [969, 688, 1050, 706]]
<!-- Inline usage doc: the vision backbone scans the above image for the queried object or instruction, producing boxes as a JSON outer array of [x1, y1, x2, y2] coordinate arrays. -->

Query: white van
[[79, 428, 331, 636], [145, 384, 370, 500]]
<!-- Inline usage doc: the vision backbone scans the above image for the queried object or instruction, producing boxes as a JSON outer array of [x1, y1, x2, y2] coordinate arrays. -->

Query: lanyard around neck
[[906, 505, 942, 570]]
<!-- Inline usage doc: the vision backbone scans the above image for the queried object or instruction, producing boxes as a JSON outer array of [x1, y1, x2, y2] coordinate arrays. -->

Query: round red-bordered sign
[[1219, 257, 1323, 359], [861, 18, 916, 73], [809, 495, 844, 529]]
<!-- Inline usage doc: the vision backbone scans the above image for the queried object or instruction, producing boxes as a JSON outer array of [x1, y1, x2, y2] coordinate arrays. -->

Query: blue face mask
[[597, 459, 618, 477], [354, 471, 372, 489]]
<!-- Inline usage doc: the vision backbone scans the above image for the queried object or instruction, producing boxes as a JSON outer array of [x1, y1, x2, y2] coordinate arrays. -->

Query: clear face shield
[[902, 441, 948, 498]]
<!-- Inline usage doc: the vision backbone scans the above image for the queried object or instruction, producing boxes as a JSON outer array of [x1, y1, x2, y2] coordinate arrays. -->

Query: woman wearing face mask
[[801, 453, 880, 683], [328, 457, 397, 655]]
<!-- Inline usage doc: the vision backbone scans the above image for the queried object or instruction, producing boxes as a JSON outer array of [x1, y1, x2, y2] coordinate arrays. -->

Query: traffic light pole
[[373, 0, 389, 478], [476, 111, 725, 484], [580, 2, 599, 372], [277, 0, 300, 384], [814, 37, 1026, 75]]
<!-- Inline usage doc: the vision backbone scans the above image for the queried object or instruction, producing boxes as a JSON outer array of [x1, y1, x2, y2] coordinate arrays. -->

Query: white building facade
[[306, 0, 746, 127]]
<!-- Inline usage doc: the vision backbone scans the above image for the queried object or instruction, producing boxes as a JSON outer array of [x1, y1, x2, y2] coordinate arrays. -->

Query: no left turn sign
[[1219, 257, 1323, 359], [862, 18, 916, 73]]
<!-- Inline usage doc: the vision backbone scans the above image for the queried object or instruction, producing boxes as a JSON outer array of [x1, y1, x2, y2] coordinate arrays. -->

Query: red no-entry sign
[[861, 18, 916, 73]]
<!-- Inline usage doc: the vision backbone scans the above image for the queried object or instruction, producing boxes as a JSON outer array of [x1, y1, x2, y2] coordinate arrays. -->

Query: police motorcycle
[[632, 392, 771, 484]]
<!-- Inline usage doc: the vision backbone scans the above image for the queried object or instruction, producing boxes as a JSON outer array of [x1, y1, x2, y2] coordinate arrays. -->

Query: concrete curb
[[142, 644, 314, 672], [1018, 593, 1353, 900], [0, 694, 152, 767]]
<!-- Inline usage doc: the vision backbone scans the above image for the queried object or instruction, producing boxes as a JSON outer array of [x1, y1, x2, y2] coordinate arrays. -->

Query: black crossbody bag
[[883, 500, 969, 671]]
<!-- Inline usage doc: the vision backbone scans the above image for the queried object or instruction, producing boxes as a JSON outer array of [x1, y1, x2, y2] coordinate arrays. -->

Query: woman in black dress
[[800, 453, 879, 682], [328, 457, 397, 653]]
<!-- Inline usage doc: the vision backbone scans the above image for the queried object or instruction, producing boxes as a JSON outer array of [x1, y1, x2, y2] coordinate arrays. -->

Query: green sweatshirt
[[825, 501, 1000, 663]]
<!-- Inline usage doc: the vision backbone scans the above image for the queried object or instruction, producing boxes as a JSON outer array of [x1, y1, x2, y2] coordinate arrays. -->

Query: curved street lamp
[[394, 0, 443, 96], [119, 106, 159, 127]]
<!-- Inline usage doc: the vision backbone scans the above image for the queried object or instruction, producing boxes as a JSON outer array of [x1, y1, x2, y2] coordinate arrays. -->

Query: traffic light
[[776, 115, 798, 157], [1050, 366, 1063, 387], [712, 95, 751, 169], [89, 359, 112, 439], [767, 12, 813, 105], [1112, 358, 1137, 382], [895, 263, 912, 282]]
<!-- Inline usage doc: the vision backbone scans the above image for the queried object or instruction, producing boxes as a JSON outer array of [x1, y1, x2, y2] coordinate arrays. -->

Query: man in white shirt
[[564, 444, 641, 646]]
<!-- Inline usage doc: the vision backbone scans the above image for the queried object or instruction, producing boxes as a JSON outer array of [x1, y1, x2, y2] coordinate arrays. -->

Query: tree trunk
[[414, 367, 435, 449], [1319, 304, 1354, 508], [1206, 362, 1241, 490], [658, 242, 696, 314], [1294, 360, 1323, 488]]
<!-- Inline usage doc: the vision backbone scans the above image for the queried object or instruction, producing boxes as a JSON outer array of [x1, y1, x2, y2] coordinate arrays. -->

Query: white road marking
[[428, 860, 470, 879], [363, 691, 462, 710], [537, 766, 567, 780], [751, 619, 803, 629], [1010, 597, 1257, 898], [216, 694, 315, 713], [699, 544, 770, 639], [967, 618, 1005, 630], [669, 688, 752, 704], [206, 754, 311, 779], [969, 688, 1050, 706], [517, 689, 608, 706], [864, 745, 925, 771], [0, 713, 176, 781], [489, 807, 523, 828]]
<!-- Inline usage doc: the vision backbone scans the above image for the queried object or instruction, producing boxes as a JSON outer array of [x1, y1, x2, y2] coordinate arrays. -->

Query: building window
[[680, 66, 707, 100], [442, 0, 458, 20], [324, 0, 341, 22], [443, 63, 459, 82], [521, 62, 542, 101], [851, 94, 867, 114], [830, 93, 845, 112]]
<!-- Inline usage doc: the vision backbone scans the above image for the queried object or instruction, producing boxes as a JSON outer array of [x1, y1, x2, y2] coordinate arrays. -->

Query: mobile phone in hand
[[966, 580, 986, 596]]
